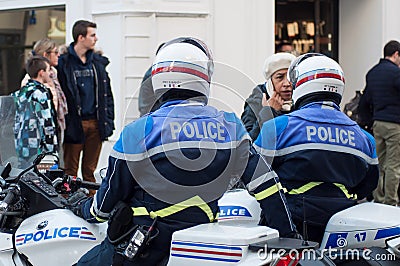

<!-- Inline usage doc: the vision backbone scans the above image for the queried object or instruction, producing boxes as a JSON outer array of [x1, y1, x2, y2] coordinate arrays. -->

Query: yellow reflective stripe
[[131, 207, 150, 216], [254, 182, 284, 200], [90, 205, 108, 222], [288, 182, 323, 195], [153, 195, 215, 222], [333, 183, 357, 199], [131, 196, 215, 222], [149, 211, 157, 219], [287, 182, 357, 200], [94, 216, 107, 222]]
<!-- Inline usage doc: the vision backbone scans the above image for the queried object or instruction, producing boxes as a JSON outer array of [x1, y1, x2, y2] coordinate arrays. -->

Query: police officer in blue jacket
[[75, 37, 297, 265], [254, 53, 379, 243]]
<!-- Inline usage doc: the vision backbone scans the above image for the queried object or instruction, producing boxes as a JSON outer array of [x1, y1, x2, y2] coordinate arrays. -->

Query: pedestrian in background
[[241, 52, 296, 140], [359, 40, 400, 206], [13, 56, 58, 168], [57, 20, 115, 196], [21, 38, 68, 146], [276, 41, 295, 54]]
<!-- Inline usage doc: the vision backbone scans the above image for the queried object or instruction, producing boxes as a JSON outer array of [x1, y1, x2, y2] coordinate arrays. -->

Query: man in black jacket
[[359, 40, 400, 206], [57, 20, 115, 195]]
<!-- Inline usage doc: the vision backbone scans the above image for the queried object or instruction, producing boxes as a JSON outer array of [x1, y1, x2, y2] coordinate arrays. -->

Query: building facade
[[1, 0, 400, 168]]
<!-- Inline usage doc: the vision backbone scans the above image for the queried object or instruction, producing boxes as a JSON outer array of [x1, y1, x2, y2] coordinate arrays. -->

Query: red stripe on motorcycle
[[171, 247, 242, 257]]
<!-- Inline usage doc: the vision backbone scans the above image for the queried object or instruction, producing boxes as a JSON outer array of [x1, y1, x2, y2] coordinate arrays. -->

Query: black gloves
[[66, 191, 89, 218]]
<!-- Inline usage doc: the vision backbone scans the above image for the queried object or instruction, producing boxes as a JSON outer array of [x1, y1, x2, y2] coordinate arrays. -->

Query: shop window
[[0, 33, 24, 95], [275, 0, 338, 60], [0, 7, 65, 96]]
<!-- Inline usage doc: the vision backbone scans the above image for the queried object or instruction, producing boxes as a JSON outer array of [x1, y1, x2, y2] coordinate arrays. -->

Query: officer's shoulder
[[222, 111, 241, 123], [113, 116, 153, 154], [125, 115, 153, 136], [360, 128, 376, 146], [261, 115, 289, 134]]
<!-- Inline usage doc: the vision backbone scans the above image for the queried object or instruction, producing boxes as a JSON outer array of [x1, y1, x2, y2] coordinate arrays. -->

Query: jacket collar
[[68, 42, 94, 64], [300, 101, 340, 111]]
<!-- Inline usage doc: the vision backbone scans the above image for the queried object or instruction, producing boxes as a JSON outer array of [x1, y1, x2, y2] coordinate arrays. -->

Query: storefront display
[[275, 0, 338, 59], [0, 7, 65, 95]]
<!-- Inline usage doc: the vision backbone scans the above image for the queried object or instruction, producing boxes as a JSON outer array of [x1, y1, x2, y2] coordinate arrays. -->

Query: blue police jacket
[[81, 100, 297, 238], [254, 101, 379, 202]]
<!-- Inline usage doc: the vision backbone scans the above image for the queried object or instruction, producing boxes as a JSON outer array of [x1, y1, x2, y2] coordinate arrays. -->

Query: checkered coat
[[13, 80, 58, 161]]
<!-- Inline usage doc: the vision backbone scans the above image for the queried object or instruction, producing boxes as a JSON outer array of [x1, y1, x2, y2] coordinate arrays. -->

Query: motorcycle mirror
[[0, 162, 11, 187]]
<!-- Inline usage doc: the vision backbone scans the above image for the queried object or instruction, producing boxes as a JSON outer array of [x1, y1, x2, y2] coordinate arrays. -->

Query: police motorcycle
[[0, 155, 107, 266], [0, 95, 107, 266], [167, 189, 400, 265]]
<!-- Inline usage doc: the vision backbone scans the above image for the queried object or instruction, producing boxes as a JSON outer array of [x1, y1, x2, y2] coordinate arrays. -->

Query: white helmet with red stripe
[[288, 53, 345, 108], [151, 37, 213, 101]]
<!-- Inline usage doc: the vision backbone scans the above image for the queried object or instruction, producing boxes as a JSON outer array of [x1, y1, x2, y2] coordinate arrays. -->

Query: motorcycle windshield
[[0, 94, 59, 170], [0, 95, 18, 167]]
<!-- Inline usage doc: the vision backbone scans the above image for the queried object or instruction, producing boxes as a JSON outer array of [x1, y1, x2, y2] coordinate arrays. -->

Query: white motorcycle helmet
[[287, 53, 345, 108], [151, 37, 214, 103]]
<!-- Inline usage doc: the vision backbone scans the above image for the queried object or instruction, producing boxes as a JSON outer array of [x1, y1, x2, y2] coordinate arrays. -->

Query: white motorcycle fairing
[[167, 189, 400, 265], [321, 202, 400, 250], [168, 223, 279, 266], [15, 209, 107, 266], [0, 231, 20, 266], [168, 190, 286, 266]]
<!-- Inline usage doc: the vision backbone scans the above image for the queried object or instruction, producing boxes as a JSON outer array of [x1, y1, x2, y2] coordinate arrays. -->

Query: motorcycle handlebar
[[65, 175, 101, 190], [0, 186, 17, 212], [80, 180, 101, 190]]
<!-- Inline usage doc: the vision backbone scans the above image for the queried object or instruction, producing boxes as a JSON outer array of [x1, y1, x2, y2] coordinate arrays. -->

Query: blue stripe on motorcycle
[[324, 233, 348, 249], [171, 253, 240, 263], [374, 227, 400, 240], [79, 236, 97, 241], [172, 241, 242, 250]]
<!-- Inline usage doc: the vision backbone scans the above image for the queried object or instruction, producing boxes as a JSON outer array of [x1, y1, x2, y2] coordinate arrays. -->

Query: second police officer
[[254, 53, 379, 242]]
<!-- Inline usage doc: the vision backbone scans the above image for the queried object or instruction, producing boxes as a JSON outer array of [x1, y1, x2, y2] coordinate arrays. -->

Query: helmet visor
[[288, 53, 324, 89]]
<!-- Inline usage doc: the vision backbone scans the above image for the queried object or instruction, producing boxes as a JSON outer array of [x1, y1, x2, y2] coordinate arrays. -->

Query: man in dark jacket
[[255, 53, 379, 242], [359, 40, 400, 206], [241, 52, 295, 140], [57, 20, 115, 194]]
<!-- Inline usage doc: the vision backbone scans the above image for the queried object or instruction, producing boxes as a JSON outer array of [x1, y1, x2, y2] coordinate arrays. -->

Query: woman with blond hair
[[21, 38, 68, 144]]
